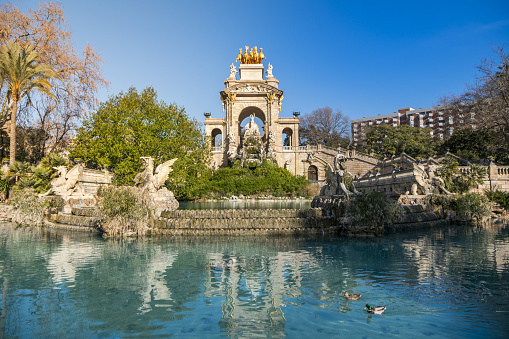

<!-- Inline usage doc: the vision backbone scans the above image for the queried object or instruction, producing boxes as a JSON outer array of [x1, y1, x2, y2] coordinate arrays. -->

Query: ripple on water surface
[[0, 222, 508, 338]]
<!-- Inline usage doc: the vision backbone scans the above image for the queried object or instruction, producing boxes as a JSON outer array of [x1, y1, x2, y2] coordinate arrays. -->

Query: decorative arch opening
[[211, 128, 222, 148], [282, 127, 293, 147], [238, 106, 266, 138], [308, 165, 318, 181]]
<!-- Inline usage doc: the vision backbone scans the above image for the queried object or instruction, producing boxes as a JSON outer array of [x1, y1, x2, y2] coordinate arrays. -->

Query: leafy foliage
[[0, 2, 108, 161], [0, 175, 10, 201], [485, 190, 509, 210], [455, 193, 491, 222], [9, 153, 68, 194], [335, 191, 403, 227], [181, 161, 309, 200], [9, 188, 47, 226], [98, 186, 149, 220], [0, 41, 56, 164], [71, 87, 210, 193], [436, 157, 486, 193], [97, 186, 151, 236], [364, 124, 439, 159], [440, 47, 509, 155], [439, 128, 508, 165]]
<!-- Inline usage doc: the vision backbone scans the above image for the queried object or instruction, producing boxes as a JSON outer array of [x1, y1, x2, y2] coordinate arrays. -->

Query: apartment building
[[351, 106, 461, 145]]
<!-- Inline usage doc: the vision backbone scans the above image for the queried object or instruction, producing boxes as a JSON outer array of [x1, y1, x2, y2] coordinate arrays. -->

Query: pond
[[0, 221, 508, 338]]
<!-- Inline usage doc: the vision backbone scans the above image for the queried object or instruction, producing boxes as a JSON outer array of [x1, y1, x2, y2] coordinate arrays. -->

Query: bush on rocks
[[455, 193, 491, 222], [97, 186, 151, 236], [334, 191, 403, 228], [10, 188, 47, 226]]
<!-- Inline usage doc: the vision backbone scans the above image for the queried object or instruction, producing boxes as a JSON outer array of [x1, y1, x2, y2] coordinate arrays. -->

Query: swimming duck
[[364, 304, 386, 314], [344, 291, 361, 300]]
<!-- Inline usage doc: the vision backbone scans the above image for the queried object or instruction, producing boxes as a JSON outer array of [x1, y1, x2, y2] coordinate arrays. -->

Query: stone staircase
[[45, 207, 103, 232]]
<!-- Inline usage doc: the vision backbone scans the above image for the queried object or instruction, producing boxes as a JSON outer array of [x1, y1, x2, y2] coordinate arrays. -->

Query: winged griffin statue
[[133, 157, 179, 215], [134, 157, 177, 192], [40, 164, 84, 197]]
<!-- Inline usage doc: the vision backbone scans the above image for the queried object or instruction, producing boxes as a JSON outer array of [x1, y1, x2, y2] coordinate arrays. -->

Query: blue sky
[[18, 0, 509, 125]]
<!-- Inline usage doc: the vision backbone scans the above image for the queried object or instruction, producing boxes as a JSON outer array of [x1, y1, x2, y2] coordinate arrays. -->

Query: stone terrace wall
[[149, 208, 338, 235]]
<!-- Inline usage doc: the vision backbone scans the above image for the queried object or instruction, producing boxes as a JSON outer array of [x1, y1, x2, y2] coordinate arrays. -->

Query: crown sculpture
[[236, 46, 266, 64]]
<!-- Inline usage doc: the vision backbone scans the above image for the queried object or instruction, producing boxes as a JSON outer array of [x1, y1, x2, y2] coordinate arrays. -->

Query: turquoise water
[[0, 221, 508, 338]]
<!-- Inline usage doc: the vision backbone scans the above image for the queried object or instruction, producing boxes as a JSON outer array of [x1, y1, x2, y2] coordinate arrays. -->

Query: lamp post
[[204, 112, 211, 118]]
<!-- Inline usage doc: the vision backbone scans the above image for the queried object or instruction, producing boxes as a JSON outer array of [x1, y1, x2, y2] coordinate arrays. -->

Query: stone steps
[[151, 215, 335, 231], [161, 208, 323, 219]]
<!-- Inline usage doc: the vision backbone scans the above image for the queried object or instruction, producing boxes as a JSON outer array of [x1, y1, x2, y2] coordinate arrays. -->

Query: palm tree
[[0, 41, 56, 165]]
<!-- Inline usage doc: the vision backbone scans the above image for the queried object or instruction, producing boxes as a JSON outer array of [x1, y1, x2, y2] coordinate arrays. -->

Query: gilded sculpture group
[[236, 46, 266, 64]]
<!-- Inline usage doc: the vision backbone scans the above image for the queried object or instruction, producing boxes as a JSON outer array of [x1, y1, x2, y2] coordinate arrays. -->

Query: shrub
[[8, 153, 69, 194], [0, 175, 11, 201], [10, 188, 48, 226], [455, 193, 491, 222], [431, 195, 457, 211], [437, 158, 487, 193], [335, 191, 403, 227], [181, 164, 308, 200], [97, 186, 151, 236], [485, 190, 509, 210]]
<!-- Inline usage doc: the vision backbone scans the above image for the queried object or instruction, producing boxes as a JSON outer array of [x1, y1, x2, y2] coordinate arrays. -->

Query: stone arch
[[238, 106, 266, 138], [211, 128, 222, 147], [282, 127, 293, 147], [308, 165, 318, 181]]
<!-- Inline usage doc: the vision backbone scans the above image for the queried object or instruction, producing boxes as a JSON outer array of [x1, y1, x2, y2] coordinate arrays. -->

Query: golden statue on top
[[236, 46, 266, 64]]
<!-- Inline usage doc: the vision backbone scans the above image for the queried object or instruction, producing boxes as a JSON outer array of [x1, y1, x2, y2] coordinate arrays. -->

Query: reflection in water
[[0, 222, 508, 337], [205, 250, 316, 337], [47, 239, 101, 286], [138, 248, 177, 314]]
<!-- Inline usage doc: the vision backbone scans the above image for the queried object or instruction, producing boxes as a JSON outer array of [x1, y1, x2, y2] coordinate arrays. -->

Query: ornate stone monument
[[40, 163, 113, 213], [204, 46, 300, 172]]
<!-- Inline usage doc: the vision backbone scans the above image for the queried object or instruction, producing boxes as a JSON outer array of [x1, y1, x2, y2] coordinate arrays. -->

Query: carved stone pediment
[[222, 83, 282, 96]]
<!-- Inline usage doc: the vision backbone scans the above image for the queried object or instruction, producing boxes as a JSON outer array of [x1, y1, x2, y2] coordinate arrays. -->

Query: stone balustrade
[[496, 166, 509, 176]]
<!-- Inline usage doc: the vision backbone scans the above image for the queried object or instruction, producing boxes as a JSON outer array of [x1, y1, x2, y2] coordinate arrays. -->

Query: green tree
[[0, 41, 56, 164], [364, 124, 438, 159], [71, 87, 210, 196], [440, 47, 509, 157], [439, 128, 508, 165]]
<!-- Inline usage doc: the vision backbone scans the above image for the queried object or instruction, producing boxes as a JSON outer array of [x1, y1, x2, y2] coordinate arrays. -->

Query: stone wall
[[355, 170, 416, 195], [150, 208, 338, 235], [42, 207, 339, 235]]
